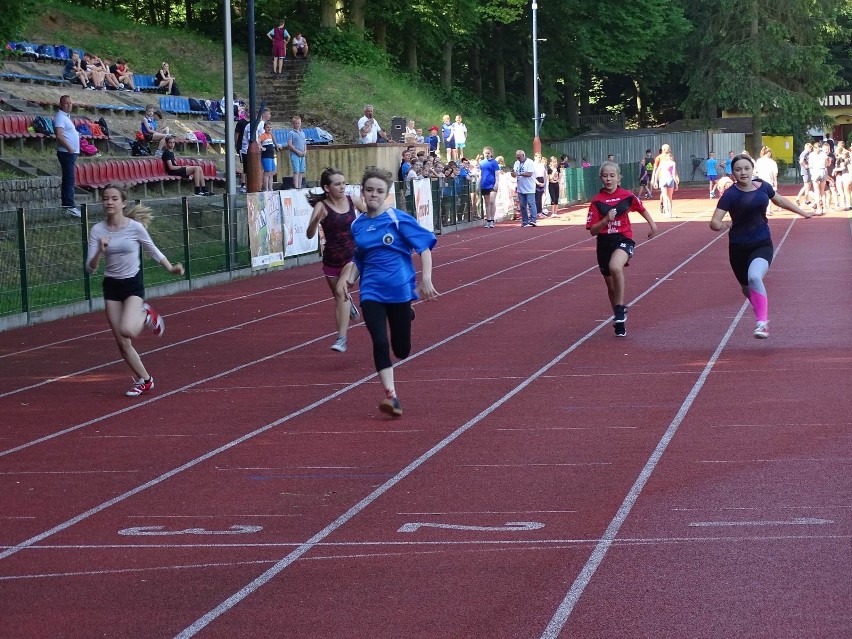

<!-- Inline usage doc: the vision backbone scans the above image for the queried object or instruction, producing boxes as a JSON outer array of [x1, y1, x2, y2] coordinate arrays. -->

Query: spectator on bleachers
[[162, 136, 212, 196], [141, 104, 171, 156], [63, 52, 90, 88], [267, 19, 290, 74], [291, 32, 309, 59], [54, 95, 81, 217], [109, 58, 137, 92], [155, 62, 178, 95], [357, 104, 387, 144], [90, 55, 122, 90], [81, 53, 106, 90]]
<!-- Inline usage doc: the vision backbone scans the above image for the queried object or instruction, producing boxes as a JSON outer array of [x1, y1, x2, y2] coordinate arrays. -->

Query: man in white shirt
[[54, 95, 81, 217], [512, 149, 538, 226], [357, 104, 388, 144]]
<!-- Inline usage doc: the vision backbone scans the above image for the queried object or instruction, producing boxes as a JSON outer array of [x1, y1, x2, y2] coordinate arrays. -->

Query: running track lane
[[1, 204, 844, 636]]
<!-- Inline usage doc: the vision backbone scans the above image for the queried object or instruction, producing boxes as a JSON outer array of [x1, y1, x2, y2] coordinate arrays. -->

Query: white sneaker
[[64, 207, 81, 218], [754, 321, 769, 339], [330, 335, 347, 352]]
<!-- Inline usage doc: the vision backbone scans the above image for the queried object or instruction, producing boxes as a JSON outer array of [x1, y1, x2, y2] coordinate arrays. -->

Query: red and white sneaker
[[143, 302, 165, 337], [126, 377, 154, 397]]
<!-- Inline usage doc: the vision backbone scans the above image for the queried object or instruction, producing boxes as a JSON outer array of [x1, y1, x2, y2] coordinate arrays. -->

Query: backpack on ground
[[130, 139, 151, 156], [97, 117, 110, 138], [32, 115, 55, 136]]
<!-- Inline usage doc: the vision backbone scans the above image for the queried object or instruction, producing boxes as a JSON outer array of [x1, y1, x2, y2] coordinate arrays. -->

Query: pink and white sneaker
[[126, 377, 154, 397], [143, 303, 165, 337]]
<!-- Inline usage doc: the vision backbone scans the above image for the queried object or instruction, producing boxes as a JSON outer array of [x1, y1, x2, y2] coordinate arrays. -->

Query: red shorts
[[272, 42, 286, 58], [322, 264, 346, 278]]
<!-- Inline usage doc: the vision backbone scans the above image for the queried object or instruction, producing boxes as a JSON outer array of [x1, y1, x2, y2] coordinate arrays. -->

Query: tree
[[0, 0, 33, 45], [681, 0, 843, 149]]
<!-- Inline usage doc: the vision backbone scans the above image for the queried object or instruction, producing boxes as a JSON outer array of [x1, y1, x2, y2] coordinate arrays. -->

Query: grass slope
[[21, 0, 557, 160]]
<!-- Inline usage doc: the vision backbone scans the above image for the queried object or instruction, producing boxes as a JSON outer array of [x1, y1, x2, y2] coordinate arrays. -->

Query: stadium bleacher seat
[[159, 96, 207, 116], [0, 72, 65, 85], [133, 75, 159, 91], [75, 157, 222, 196]]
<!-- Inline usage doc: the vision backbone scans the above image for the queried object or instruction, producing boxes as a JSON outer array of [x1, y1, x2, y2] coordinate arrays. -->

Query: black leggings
[[361, 300, 412, 371]]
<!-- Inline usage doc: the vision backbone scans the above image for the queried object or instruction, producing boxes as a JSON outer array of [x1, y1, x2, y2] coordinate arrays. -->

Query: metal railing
[[1, 165, 637, 325], [0, 194, 252, 323]]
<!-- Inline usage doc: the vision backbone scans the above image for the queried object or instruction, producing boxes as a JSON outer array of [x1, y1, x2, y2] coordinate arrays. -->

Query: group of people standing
[[796, 138, 852, 215]]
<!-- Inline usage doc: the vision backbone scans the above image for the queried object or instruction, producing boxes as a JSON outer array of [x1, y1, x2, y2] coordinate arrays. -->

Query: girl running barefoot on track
[[586, 162, 657, 337], [710, 154, 813, 339], [341, 168, 439, 417], [86, 184, 184, 397], [306, 167, 366, 353]]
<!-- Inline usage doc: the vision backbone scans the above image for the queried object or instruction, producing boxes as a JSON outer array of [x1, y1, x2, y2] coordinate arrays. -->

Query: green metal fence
[[0, 195, 251, 319], [2, 167, 631, 321]]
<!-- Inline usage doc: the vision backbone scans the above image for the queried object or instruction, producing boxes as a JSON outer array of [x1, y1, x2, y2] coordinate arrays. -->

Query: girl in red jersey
[[306, 168, 366, 353], [586, 162, 658, 337]]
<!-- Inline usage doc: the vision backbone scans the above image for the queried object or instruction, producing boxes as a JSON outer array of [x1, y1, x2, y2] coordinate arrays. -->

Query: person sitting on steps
[[155, 62, 178, 95], [291, 33, 309, 59], [161, 136, 212, 196], [141, 105, 171, 156]]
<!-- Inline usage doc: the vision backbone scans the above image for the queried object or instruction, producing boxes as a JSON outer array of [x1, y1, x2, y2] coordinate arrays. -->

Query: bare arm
[[771, 193, 813, 218], [709, 207, 730, 232], [416, 249, 438, 300], [306, 202, 327, 239]]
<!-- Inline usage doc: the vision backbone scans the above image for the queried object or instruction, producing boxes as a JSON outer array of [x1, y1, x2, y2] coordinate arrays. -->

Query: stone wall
[[0, 177, 62, 211]]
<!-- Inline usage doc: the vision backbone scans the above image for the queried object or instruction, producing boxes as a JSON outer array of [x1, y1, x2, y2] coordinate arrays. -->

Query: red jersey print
[[586, 187, 646, 240]]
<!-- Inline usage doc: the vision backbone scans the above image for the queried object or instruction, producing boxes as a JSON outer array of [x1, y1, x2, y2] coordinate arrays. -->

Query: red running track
[[1, 186, 851, 638]]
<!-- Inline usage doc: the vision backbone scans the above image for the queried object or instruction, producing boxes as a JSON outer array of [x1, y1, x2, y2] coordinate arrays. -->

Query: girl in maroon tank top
[[306, 168, 366, 353]]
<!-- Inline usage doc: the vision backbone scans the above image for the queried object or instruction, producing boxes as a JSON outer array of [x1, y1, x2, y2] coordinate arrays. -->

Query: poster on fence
[[279, 189, 317, 257], [412, 177, 434, 231], [495, 171, 517, 223], [247, 191, 285, 270]]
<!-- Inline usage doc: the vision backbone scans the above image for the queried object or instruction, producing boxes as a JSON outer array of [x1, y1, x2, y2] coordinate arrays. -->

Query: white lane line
[[170, 228, 727, 639], [538, 217, 802, 639], [4, 532, 851, 582], [6, 532, 852, 555]]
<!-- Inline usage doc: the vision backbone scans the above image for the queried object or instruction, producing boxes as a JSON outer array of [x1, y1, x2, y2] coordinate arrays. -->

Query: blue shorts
[[290, 153, 306, 173], [707, 174, 717, 182], [261, 157, 276, 173]]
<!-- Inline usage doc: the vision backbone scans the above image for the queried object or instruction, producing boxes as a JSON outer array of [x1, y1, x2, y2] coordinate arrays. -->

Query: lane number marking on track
[[118, 525, 264, 536], [397, 521, 544, 533]]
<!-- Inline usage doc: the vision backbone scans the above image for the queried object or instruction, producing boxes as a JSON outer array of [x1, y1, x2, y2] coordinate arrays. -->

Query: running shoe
[[754, 321, 769, 339], [614, 305, 627, 337], [330, 335, 347, 352], [64, 206, 82, 218], [348, 294, 360, 320], [143, 303, 165, 337], [126, 377, 154, 397], [379, 396, 403, 417]]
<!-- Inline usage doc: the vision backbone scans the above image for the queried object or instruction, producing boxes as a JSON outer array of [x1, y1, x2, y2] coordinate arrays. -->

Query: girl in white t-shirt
[[86, 185, 185, 397], [452, 115, 468, 158]]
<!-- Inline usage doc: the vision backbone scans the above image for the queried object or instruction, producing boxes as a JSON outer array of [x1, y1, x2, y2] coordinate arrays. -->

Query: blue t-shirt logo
[[382, 233, 394, 245]]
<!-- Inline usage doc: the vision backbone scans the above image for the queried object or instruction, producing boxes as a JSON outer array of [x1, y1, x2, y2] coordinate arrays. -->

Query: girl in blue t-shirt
[[710, 154, 812, 339], [479, 146, 501, 228], [342, 168, 439, 417]]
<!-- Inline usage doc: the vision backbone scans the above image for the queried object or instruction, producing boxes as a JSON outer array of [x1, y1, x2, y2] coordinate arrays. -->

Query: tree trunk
[[493, 25, 506, 104], [185, 0, 193, 26], [349, 0, 365, 37], [632, 78, 643, 126], [470, 47, 482, 97], [441, 40, 454, 93], [750, 5, 762, 152], [319, 0, 336, 28], [373, 23, 387, 50], [564, 84, 579, 129], [405, 38, 418, 75]]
